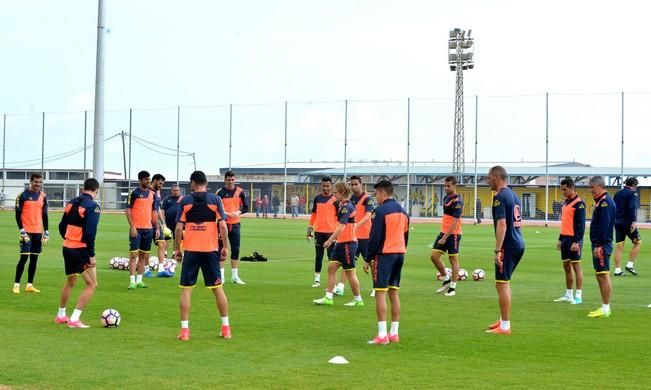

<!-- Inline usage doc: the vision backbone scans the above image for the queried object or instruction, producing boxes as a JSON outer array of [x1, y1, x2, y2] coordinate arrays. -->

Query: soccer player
[[13, 173, 49, 294], [613, 177, 642, 276], [486, 166, 525, 335], [432, 176, 464, 297], [216, 170, 249, 284], [350, 175, 374, 296], [307, 176, 338, 288], [553, 177, 585, 304], [54, 178, 101, 328], [161, 184, 182, 238], [150, 173, 173, 277], [363, 180, 409, 345], [173, 170, 231, 341], [313, 182, 364, 307], [125, 170, 159, 289], [587, 176, 616, 318]]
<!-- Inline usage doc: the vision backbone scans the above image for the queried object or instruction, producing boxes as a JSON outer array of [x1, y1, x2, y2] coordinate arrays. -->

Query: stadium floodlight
[[448, 28, 475, 180]]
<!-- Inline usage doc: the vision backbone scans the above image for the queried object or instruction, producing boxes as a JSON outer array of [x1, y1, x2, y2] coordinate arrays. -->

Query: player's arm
[[58, 206, 69, 239], [240, 190, 249, 215], [324, 223, 345, 248], [494, 218, 507, 264], [15, 193, 24, 229], [125, 191, 137, 237], [42, 195, 49, 231], [83, 204, 101, 261], [366, 210, 382, 261], [307, 197, 318, 237], [573, 203, 586, 244], [173, 200, 187, 260], [151, 197, 160, 237], [217, 198, 230, 258], [630, 193, 638, 230], [404, 212, 410, 247]]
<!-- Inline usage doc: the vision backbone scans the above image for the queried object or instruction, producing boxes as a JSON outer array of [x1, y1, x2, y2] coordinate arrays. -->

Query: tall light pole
[[448, 28, 474, 182], [93, 0, 105, 185]]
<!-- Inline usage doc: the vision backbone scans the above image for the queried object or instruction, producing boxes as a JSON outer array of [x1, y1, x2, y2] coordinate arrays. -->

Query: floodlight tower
[[448, 28, 474, 180]]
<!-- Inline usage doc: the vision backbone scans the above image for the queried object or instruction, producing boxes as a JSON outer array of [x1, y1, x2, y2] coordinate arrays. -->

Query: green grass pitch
[[1, 212, 650, 389]]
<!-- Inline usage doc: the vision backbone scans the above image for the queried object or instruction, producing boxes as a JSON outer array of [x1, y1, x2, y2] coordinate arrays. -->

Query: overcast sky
[[1, 0, 650, 179]]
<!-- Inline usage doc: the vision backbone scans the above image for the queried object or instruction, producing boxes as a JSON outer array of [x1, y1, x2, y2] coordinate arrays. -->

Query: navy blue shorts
[[592, 242, 612, 274], [20, 233, 42, 255], [314, 232, 334, 259], [432, 233, 461, 255], [372, 254, 404, 290], [330, 241, 358, 270], [615, 224, 641, 244], [356, 239, 369, 259], [129, 229, 153, 252], [179, 251, 222, 288], [62, 247, 91, 276], [495, 247, 525, 282], [560, 237, 582, 262]]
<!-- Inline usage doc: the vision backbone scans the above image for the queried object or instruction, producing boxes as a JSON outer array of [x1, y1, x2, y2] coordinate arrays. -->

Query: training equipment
[[163, 226, 173, 240], [162, 259, 177, 274], [148, 256, 160, 271], [436, 267, 452, 281], [100, 308, 121, 328], [458, 268, 468, 280], [472, 269, 485, 281], [109, 257, 119, 269], [328, 356, 349, 364]]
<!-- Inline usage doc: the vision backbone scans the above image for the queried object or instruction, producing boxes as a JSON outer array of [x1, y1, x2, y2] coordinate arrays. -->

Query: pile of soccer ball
[[109, 257, 130, 271], [436, 268, 485, 281], [149, 256, 177, 274]]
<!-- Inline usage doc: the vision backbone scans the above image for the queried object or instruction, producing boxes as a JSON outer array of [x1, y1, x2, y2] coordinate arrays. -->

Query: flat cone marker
[[328, 356, 349, 364]]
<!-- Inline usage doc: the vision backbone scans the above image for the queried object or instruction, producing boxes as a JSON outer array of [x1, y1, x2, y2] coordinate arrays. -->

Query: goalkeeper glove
[[19, 228, 30, 243], [42, 230, 50, 244]]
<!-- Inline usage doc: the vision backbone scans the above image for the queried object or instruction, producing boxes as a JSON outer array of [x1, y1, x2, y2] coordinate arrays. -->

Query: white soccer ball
[[109, 257, 120, 269], [436, 267, 452, 281], [458, 268, 468, 281], [148, 256, 160, 271], [472, 268, 485, 281], [100, 308, 121, 328], [163, 259, 177, 274]]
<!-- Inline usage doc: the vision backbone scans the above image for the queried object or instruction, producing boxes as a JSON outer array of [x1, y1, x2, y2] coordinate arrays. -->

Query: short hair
[[560, 177, 575, 189], [444, 176, 457, 185], [84, 178, 100, 191], [350, 175, 362, 184], [334, 181, 352, 199], [489, 165, 507, 181], [625, 177, 639, 187], [30, 173, 43, 181], [152, 173, 165, 182], [138, 170, 150, 181], [321, 176, 332, 183], [589, 175, 606, 188], [190, 170, 207, 185], [170, 183, 180, 189], [374, 180, 394, 195], [225, 170, 235, 178]]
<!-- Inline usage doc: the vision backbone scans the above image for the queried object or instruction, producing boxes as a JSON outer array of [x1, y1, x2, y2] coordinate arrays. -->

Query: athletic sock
[[615, 267, 622, 274], [565, 289, 573, 298], [58, 308, 66, 317], [390, 321, 399, 335], [575, 289, 582, 299], [325, 292, 334, 300], [221, 316, 229, 326], [221, 268, 225, 281], [378, 321, 387, 338], [70, 309, 82, 322], [353, 295, 362, 302], [602, 304, 610, 313], [336, 282, 344, 291], [626, 261, 634, 268], [450, 282, 457, 289], [314, 274, 321, 283], [26, 283, 33, 288], [136, 274, 143, 284], [500, 320, 510, 330], [181, 320, 189, 329], [129, 275, 136, 284], [232, 268, 239, 280], [13, 283, 19, 289]]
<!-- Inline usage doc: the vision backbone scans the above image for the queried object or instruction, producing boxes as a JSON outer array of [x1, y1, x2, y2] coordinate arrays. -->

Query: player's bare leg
[[212, 286, 231, 338], [368, 289, 389, 344], [486, 282, 512, 334], [334, 267, 347, 296], [178, 287, 193, 340], [588, 273, 612, 318], [614, 242, 625, 274], [313, 262, 339, 305], [388, 289, 401, 342], [445, 255, 460, 296], [570, 261, 583, 304], [343, 269, 364, 306], [432, 250, 451, 293], [128, 251, 138, 289]]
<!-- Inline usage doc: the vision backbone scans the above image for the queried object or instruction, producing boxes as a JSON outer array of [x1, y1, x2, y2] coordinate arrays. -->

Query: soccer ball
[[148, 256, 160, 271], [458, 268, 468, 281], [118, 257, 130, 271], [436, 267, 452, 281], [109, 257, 120, 269], [163, 226, 173, 240], [162, 259, 177, 274], [472, 269, 485, 281], [100, 308, 121, 328]]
